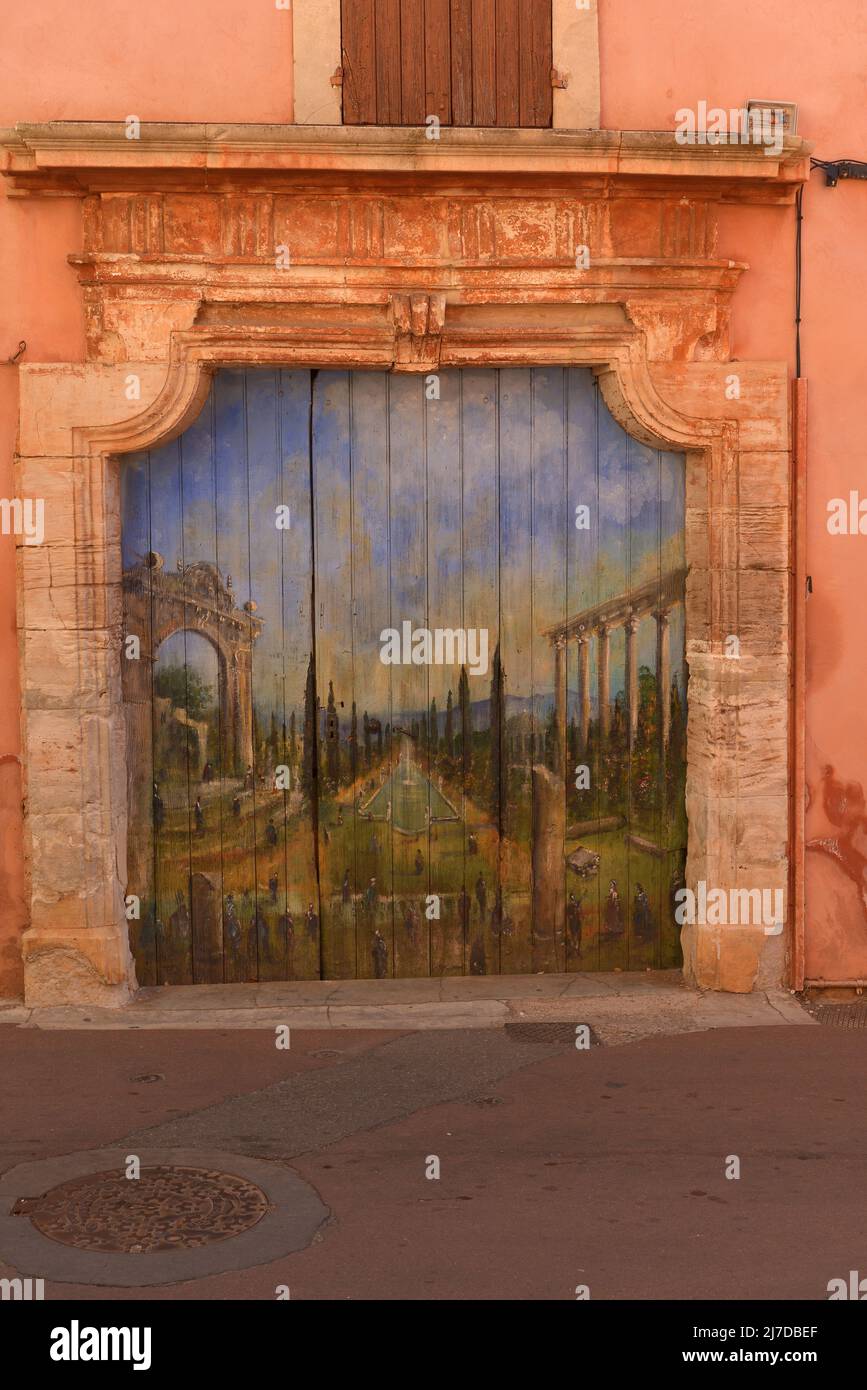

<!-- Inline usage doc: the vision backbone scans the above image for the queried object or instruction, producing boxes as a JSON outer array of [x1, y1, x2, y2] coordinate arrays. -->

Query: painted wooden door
[[122, 367, 686, 983]]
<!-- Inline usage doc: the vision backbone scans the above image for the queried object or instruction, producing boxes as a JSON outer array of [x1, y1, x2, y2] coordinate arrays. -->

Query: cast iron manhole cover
[[812, 1001, 867, 1029], [505, 1021, 601, 1046], [12, 1165, 271, 1254]]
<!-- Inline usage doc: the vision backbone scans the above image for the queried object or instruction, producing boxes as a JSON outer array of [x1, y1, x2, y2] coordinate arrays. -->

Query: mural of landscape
[[121, 367, 687, 984]]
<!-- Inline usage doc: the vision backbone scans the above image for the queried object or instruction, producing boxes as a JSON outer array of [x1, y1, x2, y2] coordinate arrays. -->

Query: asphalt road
[[1, 1022, 865, 1300]]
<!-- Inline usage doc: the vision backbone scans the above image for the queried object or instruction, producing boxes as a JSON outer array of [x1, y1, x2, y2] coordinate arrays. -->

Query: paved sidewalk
[[1, 971, 812, 1045], [0, 1019, 861, 1300]]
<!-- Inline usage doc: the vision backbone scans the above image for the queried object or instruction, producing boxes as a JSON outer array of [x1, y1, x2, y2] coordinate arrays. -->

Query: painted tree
[[301, 654, 318, 805], [458, 665, 472, 780], [349, 700, 358, 783], [154, 664, 213, 722], [568, 715, 579, 771], [445, 690, 454, 758], [363, 710, 371, 767], [489, 642, 505, 832], [667, 677, 686, 824], [429, 697, 439, 755], [325, 680, 340, 789]]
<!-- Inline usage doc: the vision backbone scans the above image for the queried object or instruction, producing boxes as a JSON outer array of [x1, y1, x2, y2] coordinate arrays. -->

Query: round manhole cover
[[14, 1166, 270, 1254]]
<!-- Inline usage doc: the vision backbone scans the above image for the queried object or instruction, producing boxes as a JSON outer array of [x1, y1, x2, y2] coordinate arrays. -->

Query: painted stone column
[[596, 623, 610, 739], [578, 633, 591, 750], [624, 613, 639, 749], [531, 763, 566, 972], [553, 635, 567, 780]]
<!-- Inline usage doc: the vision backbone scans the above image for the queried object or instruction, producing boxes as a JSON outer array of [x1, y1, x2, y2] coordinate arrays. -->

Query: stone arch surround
[[3, 124, 802, 1003]]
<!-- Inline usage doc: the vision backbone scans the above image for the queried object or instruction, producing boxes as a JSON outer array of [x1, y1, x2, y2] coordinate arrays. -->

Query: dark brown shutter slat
[[450, 0, 473, 125], [471, 0, 497, 127], [495, 0, 520, 127], [400, 0, 426, 123], [375, 0, 403, 123], [341, 0, 377, 123], [518, 0, 552, 128], [425, 0, 452, 124]]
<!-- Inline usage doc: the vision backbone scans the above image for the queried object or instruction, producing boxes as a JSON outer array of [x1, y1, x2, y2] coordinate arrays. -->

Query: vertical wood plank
[[596, 394, 630, 973], [121, 451, 157, 986], [424, 0, 452, 123], [497, 369, 534, 973], [529, 367, 567, 972], [450, 0, 473, 125], [495, 0, 520, 126], [349, 372, 395, 977], [564, 368, 599, 973], [341, 0, 378, 123], [375, 0, 403, 123], [312, 371, 358, 979], [518, 0, 552, 128], [471, 0, 497, 125], [458, 371, 500, 975], [279, 370, 321, 981], [241, 371, 283, 982], [424, 371, 465, 975], [147, 437, 189, 985], [386, 375, 431, 976], [400, 0, 426, 123], [211, 373, 256, 981], [179, 395, 224, 984]]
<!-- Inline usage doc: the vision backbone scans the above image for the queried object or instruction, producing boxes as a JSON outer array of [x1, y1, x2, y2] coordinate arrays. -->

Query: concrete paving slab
[[24, 1006, 333, 1031], [325, 1000, 507, 1029]]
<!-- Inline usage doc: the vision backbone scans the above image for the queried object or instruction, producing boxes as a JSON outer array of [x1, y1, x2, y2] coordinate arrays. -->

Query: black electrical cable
[[810, 156, 867, 186], [796, 157, 867, 374]]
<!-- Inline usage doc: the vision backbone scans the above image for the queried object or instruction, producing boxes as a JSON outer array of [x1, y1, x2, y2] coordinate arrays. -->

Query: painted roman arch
[[121, 366, 687, 984]]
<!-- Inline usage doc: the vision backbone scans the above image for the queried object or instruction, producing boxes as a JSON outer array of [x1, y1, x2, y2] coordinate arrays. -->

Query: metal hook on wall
[[6, 340, 26, 365]]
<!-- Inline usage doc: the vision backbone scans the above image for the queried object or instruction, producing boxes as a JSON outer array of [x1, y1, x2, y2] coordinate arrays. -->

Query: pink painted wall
[[0, 1, 294, 994], [1, 2, 864, 992], [601, 1, 867, 980]]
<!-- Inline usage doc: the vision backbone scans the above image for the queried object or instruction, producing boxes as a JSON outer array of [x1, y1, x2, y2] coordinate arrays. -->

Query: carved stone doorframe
[[2, 124, 805, 1003]]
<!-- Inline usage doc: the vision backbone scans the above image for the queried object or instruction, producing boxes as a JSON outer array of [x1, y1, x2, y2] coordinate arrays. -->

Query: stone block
[[18, 364, 168, 456]]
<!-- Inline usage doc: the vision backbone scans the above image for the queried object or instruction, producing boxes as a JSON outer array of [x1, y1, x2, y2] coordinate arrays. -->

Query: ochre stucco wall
[[1, 1, 865, 993]]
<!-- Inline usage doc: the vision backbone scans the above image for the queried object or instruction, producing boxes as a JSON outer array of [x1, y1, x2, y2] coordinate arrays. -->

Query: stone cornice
[[0, 122, 811, 199]]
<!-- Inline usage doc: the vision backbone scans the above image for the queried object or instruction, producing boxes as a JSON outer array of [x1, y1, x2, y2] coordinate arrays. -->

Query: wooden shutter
[[341, 0, 552, 127]]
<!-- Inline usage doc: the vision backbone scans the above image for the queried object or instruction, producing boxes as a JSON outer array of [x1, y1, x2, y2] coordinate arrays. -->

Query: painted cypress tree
[[301, 654, 318, 805], [326, 680, 340, 789], [568, 715, 579, 770], [363, 709, 371, 767], [429, 697, 439, 755], [458, 665, 472, 781], [349, 700, 358, 783], [489, 642, 505, 832], [445, 690, 454, 758]]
